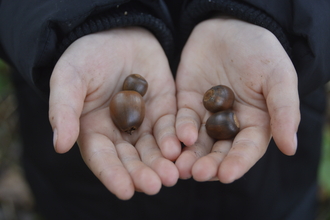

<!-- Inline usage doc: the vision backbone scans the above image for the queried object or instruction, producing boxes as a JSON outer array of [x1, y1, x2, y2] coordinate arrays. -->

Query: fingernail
[[292, 133, 298, 154], [53, 128, 58, 150], [209, 176, 220, 181]]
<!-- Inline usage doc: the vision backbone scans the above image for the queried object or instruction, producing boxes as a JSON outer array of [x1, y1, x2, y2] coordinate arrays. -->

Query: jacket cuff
[[180, 0, 291, 55], [57, 2, 173, 60]]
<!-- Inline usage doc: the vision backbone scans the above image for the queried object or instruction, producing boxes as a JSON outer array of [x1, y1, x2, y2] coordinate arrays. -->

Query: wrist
[[57, 2, 173, 60], [180, 0, 291, 55]]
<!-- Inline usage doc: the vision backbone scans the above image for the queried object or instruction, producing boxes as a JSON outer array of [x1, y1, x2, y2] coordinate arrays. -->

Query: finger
[[78, 133, 135, 200], [154, 114, 181, 161], [49, 65, 86, 153], [218, 126, 270, 183], [116, 140, 162, 195], [191, 140, 232, 182], [175, 108, 201, 146], [136, 133, 179, 187], [175, 125, 213, 179], [264, 67, 300, 155]]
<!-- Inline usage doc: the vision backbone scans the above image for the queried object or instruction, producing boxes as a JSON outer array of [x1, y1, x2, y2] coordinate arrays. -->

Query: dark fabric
[[1, 0, 330, 219]]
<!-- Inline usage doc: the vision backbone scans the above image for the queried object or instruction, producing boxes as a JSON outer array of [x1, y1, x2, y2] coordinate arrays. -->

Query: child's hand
[[175, 17, 300, 183], [49, 27, 180, 200]]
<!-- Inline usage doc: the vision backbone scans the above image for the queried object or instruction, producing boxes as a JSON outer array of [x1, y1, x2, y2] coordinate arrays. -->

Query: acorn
[[109, 90, 145, 134], [205, 110, 240, 140], [122, 74, 148, 97], [203, 85, 235, 113]]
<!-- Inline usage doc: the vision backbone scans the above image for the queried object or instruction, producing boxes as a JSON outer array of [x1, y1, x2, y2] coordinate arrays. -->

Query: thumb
[[49, 64, 86, 153], [264, 65, 300, 156]]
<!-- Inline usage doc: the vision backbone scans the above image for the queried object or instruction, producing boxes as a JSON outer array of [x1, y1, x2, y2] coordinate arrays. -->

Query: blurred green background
[[0, 58, 329, 219]]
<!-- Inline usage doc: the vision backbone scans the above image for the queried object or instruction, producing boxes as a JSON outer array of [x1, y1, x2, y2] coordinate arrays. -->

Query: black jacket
[[1, 1, 329, 220]]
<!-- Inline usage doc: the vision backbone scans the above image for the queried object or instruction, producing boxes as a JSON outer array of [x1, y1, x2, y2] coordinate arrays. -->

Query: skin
[[175, 17, 300, 183], [49, 27, 181, 200]]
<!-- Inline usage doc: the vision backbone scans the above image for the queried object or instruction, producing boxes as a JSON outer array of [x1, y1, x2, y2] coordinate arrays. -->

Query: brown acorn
[[122, 74, 148, 97], [205, 110, 240, 140], [109, 90, 145, 134], [203, 85, 235, 113]]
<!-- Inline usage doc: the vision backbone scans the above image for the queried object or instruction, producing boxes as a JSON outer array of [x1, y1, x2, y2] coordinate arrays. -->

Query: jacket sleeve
[[179, 0, 330, 96], [0, 0, 174, 94]]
